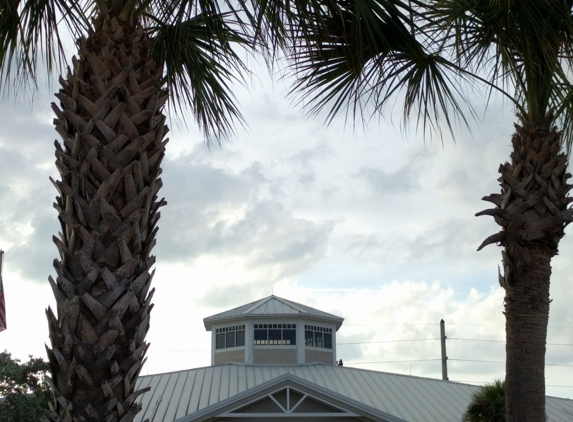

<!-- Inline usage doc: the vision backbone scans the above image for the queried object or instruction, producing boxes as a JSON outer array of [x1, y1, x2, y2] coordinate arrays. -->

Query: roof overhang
[[204, 314, 343, 331], [203, 295, 344, 331]]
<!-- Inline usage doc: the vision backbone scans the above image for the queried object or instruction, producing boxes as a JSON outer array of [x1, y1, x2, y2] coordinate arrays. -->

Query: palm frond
[[287, 0, 471, 137], [463, 379, 505, 422], [431, 0, 573, 150], [0, 0, 87, 96], [149, 8, 253, 140], [550, 77, 573, 156], [238, 0, 330, 60]]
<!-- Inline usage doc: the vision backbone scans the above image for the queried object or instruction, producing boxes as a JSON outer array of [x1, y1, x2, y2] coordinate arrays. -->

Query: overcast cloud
[[1, 58, 572, 400]]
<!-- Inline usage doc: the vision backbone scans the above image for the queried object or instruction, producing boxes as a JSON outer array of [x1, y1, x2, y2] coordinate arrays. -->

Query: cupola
[[203, 295, 344, 366]]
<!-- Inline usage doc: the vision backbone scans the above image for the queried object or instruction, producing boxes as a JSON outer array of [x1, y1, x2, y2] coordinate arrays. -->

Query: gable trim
[[172, 373, 406, 422], [219, 385, 359, 417]]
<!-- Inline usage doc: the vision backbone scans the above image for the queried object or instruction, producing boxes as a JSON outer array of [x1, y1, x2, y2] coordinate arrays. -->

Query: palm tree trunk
[[505, 243, 550, 422], [478, 118, 572, 422], [45, 13, 168, 422]]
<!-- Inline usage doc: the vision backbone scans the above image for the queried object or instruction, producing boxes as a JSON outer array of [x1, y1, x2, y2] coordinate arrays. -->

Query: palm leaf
[[431, 0, 573, 153], [149, 7, 252, 140], [463, 379, 505, 422], [0, 0, 87, 95], [287, 0, 472, 136]]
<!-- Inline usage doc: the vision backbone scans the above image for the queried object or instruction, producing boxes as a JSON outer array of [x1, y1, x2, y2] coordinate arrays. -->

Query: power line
[[449, 359, 573, 367], [448, 337, 573, 346], [449, 337, 504, 343], [449, 379, 573, 388], [338, 338, 439, 345], [343, 358, 573, 368], [345, 323, 438, 326], [338, 337, 573, 347], [345, 359, 441, 365], [345, 323, 573, 328], [147, 337, 573, 353]]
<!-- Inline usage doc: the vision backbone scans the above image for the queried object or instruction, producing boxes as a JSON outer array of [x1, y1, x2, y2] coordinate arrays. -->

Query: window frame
[[215, 325, 246, 350], [304, 325, 333, 349], [253, 323, 297, 346]]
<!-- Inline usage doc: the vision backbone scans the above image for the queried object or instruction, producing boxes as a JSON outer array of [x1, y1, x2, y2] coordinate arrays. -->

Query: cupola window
[[215, 325, 245, 349], [254, 323, 297, 345], [305, 325, 332, 349]]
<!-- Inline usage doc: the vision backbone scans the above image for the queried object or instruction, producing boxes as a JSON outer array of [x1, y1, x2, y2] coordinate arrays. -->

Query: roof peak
[[203, 295, 344, 330]]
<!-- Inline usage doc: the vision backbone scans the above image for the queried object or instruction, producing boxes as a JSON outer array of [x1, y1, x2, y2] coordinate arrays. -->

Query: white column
[[245, 321, 254, 364], [210, 326, 217, 366], [297, 319, 305, 364], [331, 324, 337, 365]]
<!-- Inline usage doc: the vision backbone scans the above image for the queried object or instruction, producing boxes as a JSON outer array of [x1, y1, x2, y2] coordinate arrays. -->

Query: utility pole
[[440, 319, 448, 380]]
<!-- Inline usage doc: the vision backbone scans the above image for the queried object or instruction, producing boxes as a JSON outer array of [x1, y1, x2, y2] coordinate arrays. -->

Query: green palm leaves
[[0, 0, 254, 138], [149, 8, 251, 138], [432, 0, 573, 150], [463, 380, 505, 422], [0, 0, 84, 95]]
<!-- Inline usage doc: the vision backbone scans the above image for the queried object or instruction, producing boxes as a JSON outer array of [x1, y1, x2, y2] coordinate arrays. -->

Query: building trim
[[172, 373, 407, 422]]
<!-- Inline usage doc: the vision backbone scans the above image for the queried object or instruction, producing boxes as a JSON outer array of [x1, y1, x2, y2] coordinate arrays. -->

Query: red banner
[[0, 251, 5, 331]]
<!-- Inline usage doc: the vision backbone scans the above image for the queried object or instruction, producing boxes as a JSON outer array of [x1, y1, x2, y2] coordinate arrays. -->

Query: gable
[[223, 385, 354, 417], [173, 373, 406, 422]]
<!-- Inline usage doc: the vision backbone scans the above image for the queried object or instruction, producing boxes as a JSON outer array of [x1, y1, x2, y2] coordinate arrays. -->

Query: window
[[304, 325, 332, 349], [254, 324, 297, 345], [215, 325, 245, 349]]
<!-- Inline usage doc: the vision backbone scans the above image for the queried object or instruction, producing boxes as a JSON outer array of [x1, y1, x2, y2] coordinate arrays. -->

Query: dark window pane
[[254, 329, 267, 345], [216, 333, 225, 349], [236, 330, 245, 347], [284, 329, 296, 345], [324, 333, 332, 349], [305, 330, 314, 346], [226, 332, 235, 348], [315, 331, 323, 348], [269, 329, 281, 343]]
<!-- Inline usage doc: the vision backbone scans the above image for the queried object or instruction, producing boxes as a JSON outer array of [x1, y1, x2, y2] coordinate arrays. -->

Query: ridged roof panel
[[134, 363, 573, 422], [203, 295, 344, 330]]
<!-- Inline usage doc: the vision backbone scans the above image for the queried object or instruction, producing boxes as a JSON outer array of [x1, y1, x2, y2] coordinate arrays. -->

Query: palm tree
[[2, 3, 459, 422], [285, 1, 573, 421], [47, 2, 253, 420], [463, 380, 505, 422], [0, 0, 304, 420], [433, 3, 573, 420]]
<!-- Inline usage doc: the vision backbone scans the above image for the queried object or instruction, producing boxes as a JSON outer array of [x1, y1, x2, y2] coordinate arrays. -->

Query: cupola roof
[[203, 295, 344, 331]]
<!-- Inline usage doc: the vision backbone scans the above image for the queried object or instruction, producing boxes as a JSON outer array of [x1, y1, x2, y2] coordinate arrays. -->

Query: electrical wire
[[345, 359, 441, 364], [338, 338, 439, 345]]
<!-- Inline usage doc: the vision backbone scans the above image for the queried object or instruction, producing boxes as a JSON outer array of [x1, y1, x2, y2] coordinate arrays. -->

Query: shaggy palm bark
[[45, 13, 168, 422], [477, 118, 573, 422]]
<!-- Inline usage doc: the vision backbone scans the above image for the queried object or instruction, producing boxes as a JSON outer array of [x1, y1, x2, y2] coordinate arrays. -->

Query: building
[[204, 295, 343, 366], [134, 295, 573, 422]]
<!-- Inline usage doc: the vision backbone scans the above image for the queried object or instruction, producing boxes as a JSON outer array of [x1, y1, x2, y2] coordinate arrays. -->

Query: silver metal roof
[[203, 295, 344, 330], [133, 363, 573, 422], [173, 373, 408, 422]]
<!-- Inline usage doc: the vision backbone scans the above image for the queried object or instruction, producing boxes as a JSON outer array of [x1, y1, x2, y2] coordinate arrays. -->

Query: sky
[[1, 50, 573, 400]]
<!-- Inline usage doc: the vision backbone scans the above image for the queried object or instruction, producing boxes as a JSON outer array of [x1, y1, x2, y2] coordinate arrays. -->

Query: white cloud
[[1, 56, 572, 403]]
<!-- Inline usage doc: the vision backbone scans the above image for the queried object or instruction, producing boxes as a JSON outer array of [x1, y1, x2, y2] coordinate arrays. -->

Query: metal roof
[[173, 373, 408, 422], [133, 363, 573, 422], [203, 295, 344, 330]]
